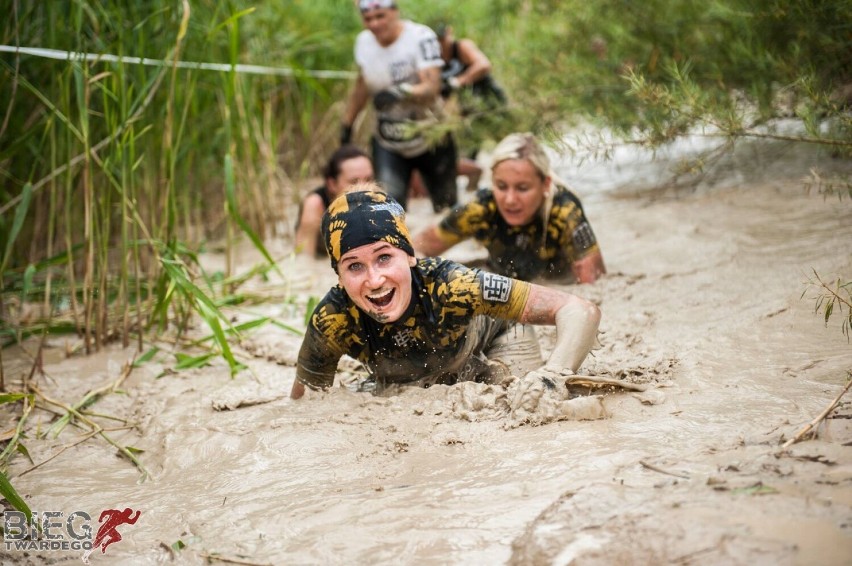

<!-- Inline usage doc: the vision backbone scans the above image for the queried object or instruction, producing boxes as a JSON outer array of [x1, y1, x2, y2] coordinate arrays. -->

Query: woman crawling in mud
[[414, 132, 607, 283], [289, 186, 601, 399]]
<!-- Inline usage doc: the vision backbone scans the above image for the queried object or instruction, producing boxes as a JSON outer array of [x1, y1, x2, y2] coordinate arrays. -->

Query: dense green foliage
[[468, 0, 851, 147]]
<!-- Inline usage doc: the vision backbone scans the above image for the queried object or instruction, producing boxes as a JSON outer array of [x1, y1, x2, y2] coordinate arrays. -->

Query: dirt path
[[2, 136, 851, 565]]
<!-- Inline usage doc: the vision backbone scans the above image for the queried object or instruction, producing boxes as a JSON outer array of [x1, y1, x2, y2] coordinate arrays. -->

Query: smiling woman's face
[[337, 241, 416, 323]]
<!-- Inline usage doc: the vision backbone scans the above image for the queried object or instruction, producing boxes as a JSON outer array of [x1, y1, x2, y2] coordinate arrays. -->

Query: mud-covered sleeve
[[435, 197, 491, 245], [438, 261, 531, 322], [295, 301, 351, 391], [552, 189, 601, 261]]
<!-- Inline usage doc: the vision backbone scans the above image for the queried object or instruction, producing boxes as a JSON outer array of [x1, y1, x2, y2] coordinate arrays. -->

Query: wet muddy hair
[[490, 132, 551, 181], [324, 145, 370, 182]]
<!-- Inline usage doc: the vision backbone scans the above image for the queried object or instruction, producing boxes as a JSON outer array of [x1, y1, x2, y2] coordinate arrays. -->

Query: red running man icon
[[81, 508, 140, 563]]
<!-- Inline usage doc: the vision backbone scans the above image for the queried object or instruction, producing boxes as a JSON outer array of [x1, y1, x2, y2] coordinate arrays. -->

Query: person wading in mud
[[289, 186, 600, 399], [414, 132, 607, 284], [339, 0, 458, 213], [294, 145, 374, 257]]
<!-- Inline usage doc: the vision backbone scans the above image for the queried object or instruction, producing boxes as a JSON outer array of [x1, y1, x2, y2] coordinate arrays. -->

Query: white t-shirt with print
[[355, 20, 444, 157]]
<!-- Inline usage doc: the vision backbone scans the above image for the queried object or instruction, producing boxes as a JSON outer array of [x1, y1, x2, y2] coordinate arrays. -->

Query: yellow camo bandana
[[322, 190, 415, 271]]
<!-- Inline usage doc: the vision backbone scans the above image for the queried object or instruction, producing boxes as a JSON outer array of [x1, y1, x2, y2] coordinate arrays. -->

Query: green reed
[[0, 2, 355, 357], [0, 4, 342, 499]]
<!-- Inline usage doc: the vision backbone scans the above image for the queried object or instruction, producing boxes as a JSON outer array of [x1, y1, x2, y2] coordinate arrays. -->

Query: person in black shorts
[[294, 145, 374, 257], [340, 0, 458, 212], [436, 24, 508, 112], [290, 186, 601, 399], [407, 23, 510, 197], [438, 23, 509, 189]]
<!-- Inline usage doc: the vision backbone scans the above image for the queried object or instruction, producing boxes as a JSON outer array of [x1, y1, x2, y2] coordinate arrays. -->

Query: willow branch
[[639, 459, 691, 480], [781, 377, 852, 449]]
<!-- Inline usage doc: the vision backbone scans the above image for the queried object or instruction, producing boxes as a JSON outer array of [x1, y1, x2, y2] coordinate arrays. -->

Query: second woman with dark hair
[[295, 145, 374, 256]]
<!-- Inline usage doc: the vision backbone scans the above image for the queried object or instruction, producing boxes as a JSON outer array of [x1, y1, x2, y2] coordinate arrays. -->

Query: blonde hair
[[490, 132, 551, 180]]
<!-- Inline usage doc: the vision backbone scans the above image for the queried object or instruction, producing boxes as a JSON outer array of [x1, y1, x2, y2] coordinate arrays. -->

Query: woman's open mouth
[[367, 288, 395, 308]]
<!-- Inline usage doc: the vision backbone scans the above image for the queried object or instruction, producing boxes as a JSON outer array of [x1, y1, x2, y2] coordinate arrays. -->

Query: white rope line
[[0, 45, 357, 80]]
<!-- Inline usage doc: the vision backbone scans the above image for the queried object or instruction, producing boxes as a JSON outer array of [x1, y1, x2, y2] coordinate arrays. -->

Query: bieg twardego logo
[[3, 507, 141, 563]]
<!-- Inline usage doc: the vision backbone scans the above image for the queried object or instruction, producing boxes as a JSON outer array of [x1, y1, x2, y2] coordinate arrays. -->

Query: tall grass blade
[[0, 393, 29, 404], [159, 258, 245, 375], [133, 346, 160, 367], [21, 264, 36, 302], [193, 316, 271, 345], [210, 7, 257, 35], [0, 469, 32, 522], [272, 320, 305, 336], [174, 352, 216, 370], [224, 154, 283, 278], [1, 183, 33, 275], [197, 300, 245, 375]]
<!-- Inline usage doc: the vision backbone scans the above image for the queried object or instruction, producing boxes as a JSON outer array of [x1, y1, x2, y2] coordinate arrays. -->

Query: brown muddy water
[[2, 135, 851, 565]]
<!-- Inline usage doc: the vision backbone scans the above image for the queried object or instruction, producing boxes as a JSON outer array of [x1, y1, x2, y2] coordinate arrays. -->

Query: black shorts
[[372, 135, 458, 212]]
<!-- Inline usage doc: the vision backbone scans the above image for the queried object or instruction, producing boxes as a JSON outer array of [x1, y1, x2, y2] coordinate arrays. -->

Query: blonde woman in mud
[[414, 132, 607, 284], [289, 187, 600, 400]]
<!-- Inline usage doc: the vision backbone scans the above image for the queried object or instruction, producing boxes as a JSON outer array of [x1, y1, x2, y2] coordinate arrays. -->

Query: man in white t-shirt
[[340, 0, 458, 212]]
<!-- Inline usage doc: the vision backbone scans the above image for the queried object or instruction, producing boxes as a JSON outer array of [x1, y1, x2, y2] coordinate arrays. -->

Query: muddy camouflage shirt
[[296, 257, 530, 391], [435, 186, 600, 280]]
